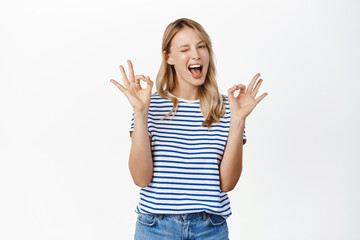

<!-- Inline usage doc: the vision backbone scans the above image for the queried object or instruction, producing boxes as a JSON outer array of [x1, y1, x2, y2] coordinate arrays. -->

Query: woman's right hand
[[110, 60, 153, 112]]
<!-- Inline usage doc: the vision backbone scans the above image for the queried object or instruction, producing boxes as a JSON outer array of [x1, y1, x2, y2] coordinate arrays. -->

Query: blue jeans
[[134, 211, 229, 240]]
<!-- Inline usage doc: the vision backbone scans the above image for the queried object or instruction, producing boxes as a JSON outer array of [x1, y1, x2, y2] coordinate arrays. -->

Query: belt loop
[[158, 214, 163, 220], [202, 211, 207, 221]]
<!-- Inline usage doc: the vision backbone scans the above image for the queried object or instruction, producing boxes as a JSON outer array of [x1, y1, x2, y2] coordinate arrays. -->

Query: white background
[[1, 0, 359, 239]]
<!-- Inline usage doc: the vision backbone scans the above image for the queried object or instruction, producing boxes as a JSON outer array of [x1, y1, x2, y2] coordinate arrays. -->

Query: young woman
[[110, 18, 267, 240]]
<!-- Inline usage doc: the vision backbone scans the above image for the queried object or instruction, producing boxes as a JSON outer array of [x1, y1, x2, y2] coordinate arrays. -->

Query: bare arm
[[219, 73, 268, 192], [110, 60, 154, 188], [219, 118, 245, 192], [129, 112, 153, 187]]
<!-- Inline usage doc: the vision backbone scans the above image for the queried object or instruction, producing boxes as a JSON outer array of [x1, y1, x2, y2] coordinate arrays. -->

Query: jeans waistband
[[155, 211, 208, 221]]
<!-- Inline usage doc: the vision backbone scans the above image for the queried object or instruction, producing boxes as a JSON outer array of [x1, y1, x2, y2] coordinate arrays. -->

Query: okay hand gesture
[[110, 60, 153, 112], [228, 73, 268, 121]]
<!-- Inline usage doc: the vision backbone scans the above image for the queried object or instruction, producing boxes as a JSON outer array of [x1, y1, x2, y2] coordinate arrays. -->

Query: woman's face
[[166, 27, 210, 90]]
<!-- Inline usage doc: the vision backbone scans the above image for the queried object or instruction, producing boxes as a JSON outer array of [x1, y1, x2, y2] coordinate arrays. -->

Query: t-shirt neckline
[[166, 91, 200, 104]]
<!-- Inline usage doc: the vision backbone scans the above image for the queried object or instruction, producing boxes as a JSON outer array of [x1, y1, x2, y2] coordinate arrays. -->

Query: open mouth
[[188, 64, 203, 78]]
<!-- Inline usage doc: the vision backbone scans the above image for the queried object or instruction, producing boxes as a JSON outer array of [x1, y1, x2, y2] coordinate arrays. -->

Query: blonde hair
[[156, 18, 226, 128]]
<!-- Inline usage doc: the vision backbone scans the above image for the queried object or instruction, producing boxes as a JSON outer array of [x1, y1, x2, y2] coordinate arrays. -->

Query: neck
[[170, 78, 202, 100], [171, 87, 200, 101]]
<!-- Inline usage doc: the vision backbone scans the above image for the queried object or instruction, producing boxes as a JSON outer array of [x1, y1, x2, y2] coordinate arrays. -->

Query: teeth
[[189, 65, 201, 68]]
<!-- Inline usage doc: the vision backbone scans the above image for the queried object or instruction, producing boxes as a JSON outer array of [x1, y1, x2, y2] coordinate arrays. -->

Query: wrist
[[230, 117, 246, 129], [133, 109, 149, 121], [134, 108, 149, 115]]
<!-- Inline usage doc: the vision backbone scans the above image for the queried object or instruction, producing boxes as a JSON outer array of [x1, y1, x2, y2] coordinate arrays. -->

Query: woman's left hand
[[228, 73, 268, 121]]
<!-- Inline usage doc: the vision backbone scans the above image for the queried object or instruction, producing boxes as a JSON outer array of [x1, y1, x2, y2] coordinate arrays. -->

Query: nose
[[191, 47, 200, 60]]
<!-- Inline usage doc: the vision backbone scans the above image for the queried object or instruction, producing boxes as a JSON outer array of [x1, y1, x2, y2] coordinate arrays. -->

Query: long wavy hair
[[156, 18, 226, 128]]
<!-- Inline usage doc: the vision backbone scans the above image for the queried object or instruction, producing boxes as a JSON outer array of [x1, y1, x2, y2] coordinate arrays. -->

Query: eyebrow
[[178, 40, 205, 48]]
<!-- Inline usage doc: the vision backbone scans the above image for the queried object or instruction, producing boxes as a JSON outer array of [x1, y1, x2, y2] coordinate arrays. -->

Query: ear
[[164, 51, 174, 65]]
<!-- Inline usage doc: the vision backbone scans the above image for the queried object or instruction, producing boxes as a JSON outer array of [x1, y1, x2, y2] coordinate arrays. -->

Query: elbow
[[135, 181, 151, 188], [220, 185, 235, 193], [220, 174, 242, 192], [220, 171, 242, 193], [132, 175, 152, 188], [132, 172, 153, 188], [128, 157, 153, 188]]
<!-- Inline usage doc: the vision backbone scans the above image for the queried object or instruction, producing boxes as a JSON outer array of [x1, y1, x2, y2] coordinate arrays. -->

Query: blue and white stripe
[[130, 92, 246, 218]]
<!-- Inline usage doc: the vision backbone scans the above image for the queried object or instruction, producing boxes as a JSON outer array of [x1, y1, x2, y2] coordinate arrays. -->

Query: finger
[[227, 85, 237, 100], [135, 74, 145, 81], [247, 73, 261, 93], [137, 75, 147, 82], [135, 75, 146, 86], [127, 60, 135, 83], [110, 79, 127, 94], [228, 85, 238, 93], [255, 92, 268, 104], [119, 65, 130, 86], [229, 84, 245, 98], [236, 84, 246, 95], [145, 76, 154, 90], [252, 79, 263, 97]]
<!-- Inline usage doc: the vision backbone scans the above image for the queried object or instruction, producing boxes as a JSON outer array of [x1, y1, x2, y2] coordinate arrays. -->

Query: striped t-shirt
[[129, 92, 246, 218]]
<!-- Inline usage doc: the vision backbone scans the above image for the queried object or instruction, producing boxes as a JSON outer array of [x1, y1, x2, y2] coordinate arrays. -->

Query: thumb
[[228, 85, 237, 100], [146, 76, 154, 90]]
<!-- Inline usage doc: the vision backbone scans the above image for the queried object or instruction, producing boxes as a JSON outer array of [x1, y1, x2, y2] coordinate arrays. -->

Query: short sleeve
[[129, 111, 135, 137], [129, 110, 152, 138], [243, 127, 247, 145]]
